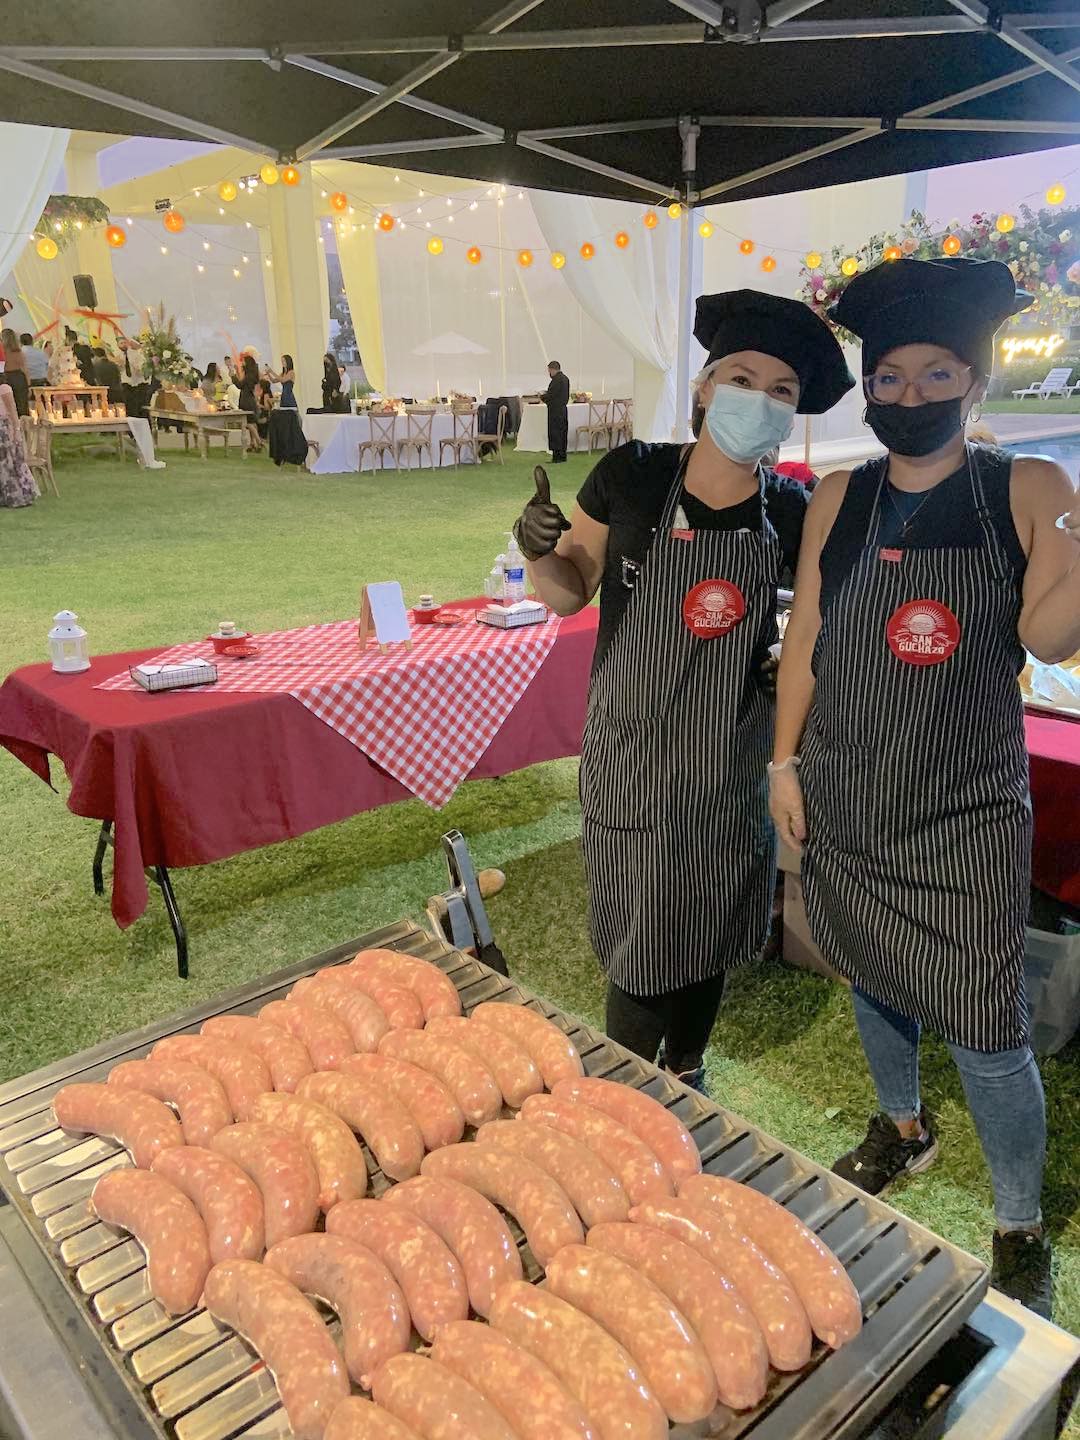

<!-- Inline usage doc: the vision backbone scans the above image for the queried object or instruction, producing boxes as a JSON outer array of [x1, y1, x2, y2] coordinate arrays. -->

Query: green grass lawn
[[3, 436, 1079, 1370], [986, 397, 1080, 414]]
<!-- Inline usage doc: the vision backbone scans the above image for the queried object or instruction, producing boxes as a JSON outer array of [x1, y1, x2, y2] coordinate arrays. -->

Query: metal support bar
[[0, 53, 268, 151], [697, 125, 880, 199], [766, 0, 831, 23], [284, 55, 503, 135], [515, 135, 677, 198], [700, 113, 880, 127], [90, 822, 189, 980], [0, 45, 269, 60], [946, 0, 1080, 97], [698, 112, 1080, 135], [899, 116, 1080, 134], [518, 118, 680, 140], [664, 0, 728, 24], [673, 118, 700, 447], [321, 134, 505, 159], [296, 0, 545, 158]]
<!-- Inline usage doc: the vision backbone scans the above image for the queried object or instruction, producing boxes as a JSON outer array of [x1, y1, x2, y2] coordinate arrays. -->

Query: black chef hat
[[693, 289, 854, 414], [830, 257, 1032, 376]]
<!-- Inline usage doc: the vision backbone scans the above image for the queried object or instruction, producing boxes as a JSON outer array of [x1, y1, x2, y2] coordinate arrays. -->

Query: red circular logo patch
[[682, 579, 746, 638], [886, 599, 961, 665]]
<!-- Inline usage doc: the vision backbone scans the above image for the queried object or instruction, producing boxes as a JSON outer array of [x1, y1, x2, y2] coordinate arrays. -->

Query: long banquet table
[[302, 411, 463, 475], [515, 401, 594, 453]]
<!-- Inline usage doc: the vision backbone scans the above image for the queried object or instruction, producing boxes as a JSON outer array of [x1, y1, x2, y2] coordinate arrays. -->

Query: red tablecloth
[[2, 605, 1078, 929], [0, 605, 597, 928]]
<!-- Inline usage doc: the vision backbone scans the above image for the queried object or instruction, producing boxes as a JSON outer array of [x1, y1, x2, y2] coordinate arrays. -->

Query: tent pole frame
[[673, 117, 701, 445]]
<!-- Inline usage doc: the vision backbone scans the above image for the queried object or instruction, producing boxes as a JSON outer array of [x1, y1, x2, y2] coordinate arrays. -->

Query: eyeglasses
[[865, 364, 975, 406]]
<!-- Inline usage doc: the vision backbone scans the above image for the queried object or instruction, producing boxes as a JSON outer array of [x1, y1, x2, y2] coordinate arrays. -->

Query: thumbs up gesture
[[513, 465, 572, 561]]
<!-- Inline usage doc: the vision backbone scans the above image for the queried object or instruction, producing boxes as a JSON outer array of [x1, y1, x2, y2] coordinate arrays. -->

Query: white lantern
[[48, 610, 90, 673]]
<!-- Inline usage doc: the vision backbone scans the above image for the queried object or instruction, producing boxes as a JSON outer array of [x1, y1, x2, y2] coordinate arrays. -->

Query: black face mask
[[865, 397, 964, 458]]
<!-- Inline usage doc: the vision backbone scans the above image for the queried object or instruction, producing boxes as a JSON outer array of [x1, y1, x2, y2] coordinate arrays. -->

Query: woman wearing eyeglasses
[[770, 257, 1080, 1317]]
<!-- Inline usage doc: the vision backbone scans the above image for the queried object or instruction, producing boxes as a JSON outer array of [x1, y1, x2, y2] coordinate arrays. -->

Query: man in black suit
[[542, 359, 570, 463]]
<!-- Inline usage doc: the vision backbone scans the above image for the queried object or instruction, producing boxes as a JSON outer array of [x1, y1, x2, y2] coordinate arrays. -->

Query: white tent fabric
[[0, 123, 69, 304], [530, 191, 683, 442]]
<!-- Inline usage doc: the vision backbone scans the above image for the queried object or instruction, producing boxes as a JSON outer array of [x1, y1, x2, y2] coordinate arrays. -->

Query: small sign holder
[[359, 581, 413, 654]]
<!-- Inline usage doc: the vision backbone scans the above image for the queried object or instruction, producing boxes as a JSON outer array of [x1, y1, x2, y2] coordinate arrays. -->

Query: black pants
[[548, 407, 568, 462], [606, 974, 726, 1074]]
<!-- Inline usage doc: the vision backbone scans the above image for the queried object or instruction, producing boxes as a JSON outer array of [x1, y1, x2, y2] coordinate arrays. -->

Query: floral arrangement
[[34, 195, 110, 251], [135, 303, 198, 387], [800, 206, 1080, 339], [571, 391, 594, 403]]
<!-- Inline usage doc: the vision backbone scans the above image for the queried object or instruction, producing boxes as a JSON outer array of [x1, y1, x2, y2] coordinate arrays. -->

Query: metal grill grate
[[0, 919, 988, 1440]]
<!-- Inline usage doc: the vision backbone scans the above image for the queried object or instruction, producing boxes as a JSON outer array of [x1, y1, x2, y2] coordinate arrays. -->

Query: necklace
[[885, 481, 938, 539]]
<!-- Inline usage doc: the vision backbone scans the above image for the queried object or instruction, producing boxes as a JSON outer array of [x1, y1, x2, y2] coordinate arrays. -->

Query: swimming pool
[[1002, 433, 1080, 467]]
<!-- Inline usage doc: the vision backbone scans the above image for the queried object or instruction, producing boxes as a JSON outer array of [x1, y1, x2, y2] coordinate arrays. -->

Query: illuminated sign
[[1000, 332, 1066, 363]]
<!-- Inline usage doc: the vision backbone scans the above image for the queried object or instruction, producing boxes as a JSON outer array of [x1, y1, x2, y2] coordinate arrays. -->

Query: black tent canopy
[[3, 1, 1080, 205]]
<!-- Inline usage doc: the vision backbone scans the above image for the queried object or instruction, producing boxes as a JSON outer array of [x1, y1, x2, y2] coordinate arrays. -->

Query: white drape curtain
[[530, 191, 681, 441], [0, 124, 70, 303]]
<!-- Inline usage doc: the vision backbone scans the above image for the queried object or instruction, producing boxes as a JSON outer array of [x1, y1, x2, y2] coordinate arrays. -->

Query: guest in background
[[19, 333, 49, 384], [0, 381, 37, 508], [91, 346, 124, 403], [254, 378, 275, 440], [232, 353, 262, 451], [321, 352, 345, 412], [0, 329, 30, 417], [267, 354, 297, 409], [68, 327, 95, 384], [201, 362, 220, 403], [542, 359, 570, 463]]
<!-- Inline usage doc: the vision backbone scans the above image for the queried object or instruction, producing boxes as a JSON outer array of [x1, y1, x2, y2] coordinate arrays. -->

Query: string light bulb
[[330, 192, 348, 212], [614, 231, 630, 249], [883, 245, 902, 261], [1047, 183, 1067, 205], [580, 242, 595, 259], [942, 233, 962, 255], [643, 211, 658, 229], [996, 213, 1016, 233], [203, 241, 210, 251], [518, 249, 534, 267], [233, 267, 241, 278], [377, 212, 395, 232], [667, 202, 682, 219], [105, 225, 126, 249], [260, 163, 279, 185], [281, 165, 300, 186], [218, 180, 237, 202], [698, 221, 714, 239], [739, 239, 754, 255], [841, 256, 859, 276], [36, 236, 58, 260], [550, 251, 566, 269], [804, 251, 822, 269], [466, 246, 482, 264], [242, 254, 249, 263], [160, 245, 168, 255], [427, 236, 444, 255], [163, 209, 185, 233], [197, 263, 205, 273], [761, 255, 777, 273]]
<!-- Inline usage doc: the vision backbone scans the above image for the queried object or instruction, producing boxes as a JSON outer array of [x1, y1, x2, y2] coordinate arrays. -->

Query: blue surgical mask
[[704, 382, 796, 463]]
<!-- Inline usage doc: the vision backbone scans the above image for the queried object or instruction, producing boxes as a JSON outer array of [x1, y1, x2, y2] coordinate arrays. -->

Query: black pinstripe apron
[[580, 453, 783, 995], [801, 446, 1031, 1051]]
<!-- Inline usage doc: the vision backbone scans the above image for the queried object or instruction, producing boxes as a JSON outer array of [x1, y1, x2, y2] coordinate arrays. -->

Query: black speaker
[[73, 274, 98, 309]]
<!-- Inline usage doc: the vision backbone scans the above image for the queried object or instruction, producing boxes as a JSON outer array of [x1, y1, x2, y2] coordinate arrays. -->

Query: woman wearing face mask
[[514, 291, 852, 1090], [771, 257, 1080, 1316]]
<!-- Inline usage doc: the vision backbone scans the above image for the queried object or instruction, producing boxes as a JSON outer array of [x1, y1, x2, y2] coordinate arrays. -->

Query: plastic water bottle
[[503, 534, 527, 604], [486, 554, 506, 600]]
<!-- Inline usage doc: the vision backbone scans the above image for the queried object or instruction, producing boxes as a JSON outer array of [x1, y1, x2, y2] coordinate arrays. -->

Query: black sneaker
[[832, 1109, 938, 1195], [992, 1230, 1053, 1320], [658, 1050, 709, 1096]]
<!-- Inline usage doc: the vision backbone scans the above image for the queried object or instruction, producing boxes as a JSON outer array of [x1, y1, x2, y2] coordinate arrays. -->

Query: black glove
[[514, 465, 571, 561]]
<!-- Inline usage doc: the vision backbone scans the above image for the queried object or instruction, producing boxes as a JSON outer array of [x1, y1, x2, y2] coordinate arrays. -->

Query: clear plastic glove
[[769, 762, 807, 854], [514, 465, 571, 561], [1057, 504, 1080, 543]]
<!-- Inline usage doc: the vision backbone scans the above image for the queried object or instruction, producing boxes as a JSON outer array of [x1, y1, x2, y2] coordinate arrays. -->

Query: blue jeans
[[851, 988, 1045, 1232]]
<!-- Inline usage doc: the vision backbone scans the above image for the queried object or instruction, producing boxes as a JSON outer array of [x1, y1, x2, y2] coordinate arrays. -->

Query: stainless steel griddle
[[1, 919, 1077, 1440]]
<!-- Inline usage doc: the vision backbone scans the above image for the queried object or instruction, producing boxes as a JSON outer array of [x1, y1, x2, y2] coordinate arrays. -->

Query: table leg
[[200, 426, 208, 460], [151, 866, 189, 979], [92, 821, 112, 896]]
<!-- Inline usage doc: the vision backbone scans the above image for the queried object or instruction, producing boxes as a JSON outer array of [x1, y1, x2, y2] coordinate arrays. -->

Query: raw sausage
[[425, 1017, 541, 1109], [326, 1199, 468, 1341], [382, 1175, 521, 1318], [261, 998, 354, 1072], [201, 1014, 313, 1093], [477, 1120, 630, 1228], [291, 975, 389, 1053], [210, 1122, 320, 1246], [518, 1095, 672, 1205], [430, 1320, 597, 1440], [327, 961, 425, 1031], [554, 1077, 701, 1185], [371, 1354, 516, 1440], [150, 1034, 272, 1120], [52, 1082, 183, 1168], [420, 1144, 582, 1268], [203, 1259, 349, 1440], [264, 1233, 410, 1387], [679, 1173, 862, 1347], [108, 1058, 232, 1146], [151, 1145, 265, 1264], [378, 1030, 500, 1128], [630, 1197, 812, 1371], [325, 1399, 424, 1440], [587, 1221, 768, 1411], [298, 1072, 424, 1182], [470, 1002, 583, 1088], [351, 948, 461, 1020], [339, 1054, 464, 1153], [488, 1281, 667, 1440], [91, 1168, 210, 1314], [251, 1093, 367, 1210], [546, 1244, 717, 1423]]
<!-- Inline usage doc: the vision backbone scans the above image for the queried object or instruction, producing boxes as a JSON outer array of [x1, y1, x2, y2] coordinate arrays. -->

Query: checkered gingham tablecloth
[[96, 615, 562, 808]]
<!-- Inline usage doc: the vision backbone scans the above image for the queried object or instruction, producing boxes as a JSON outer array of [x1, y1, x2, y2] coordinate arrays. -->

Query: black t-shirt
[[577, 440, 809, 672]]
